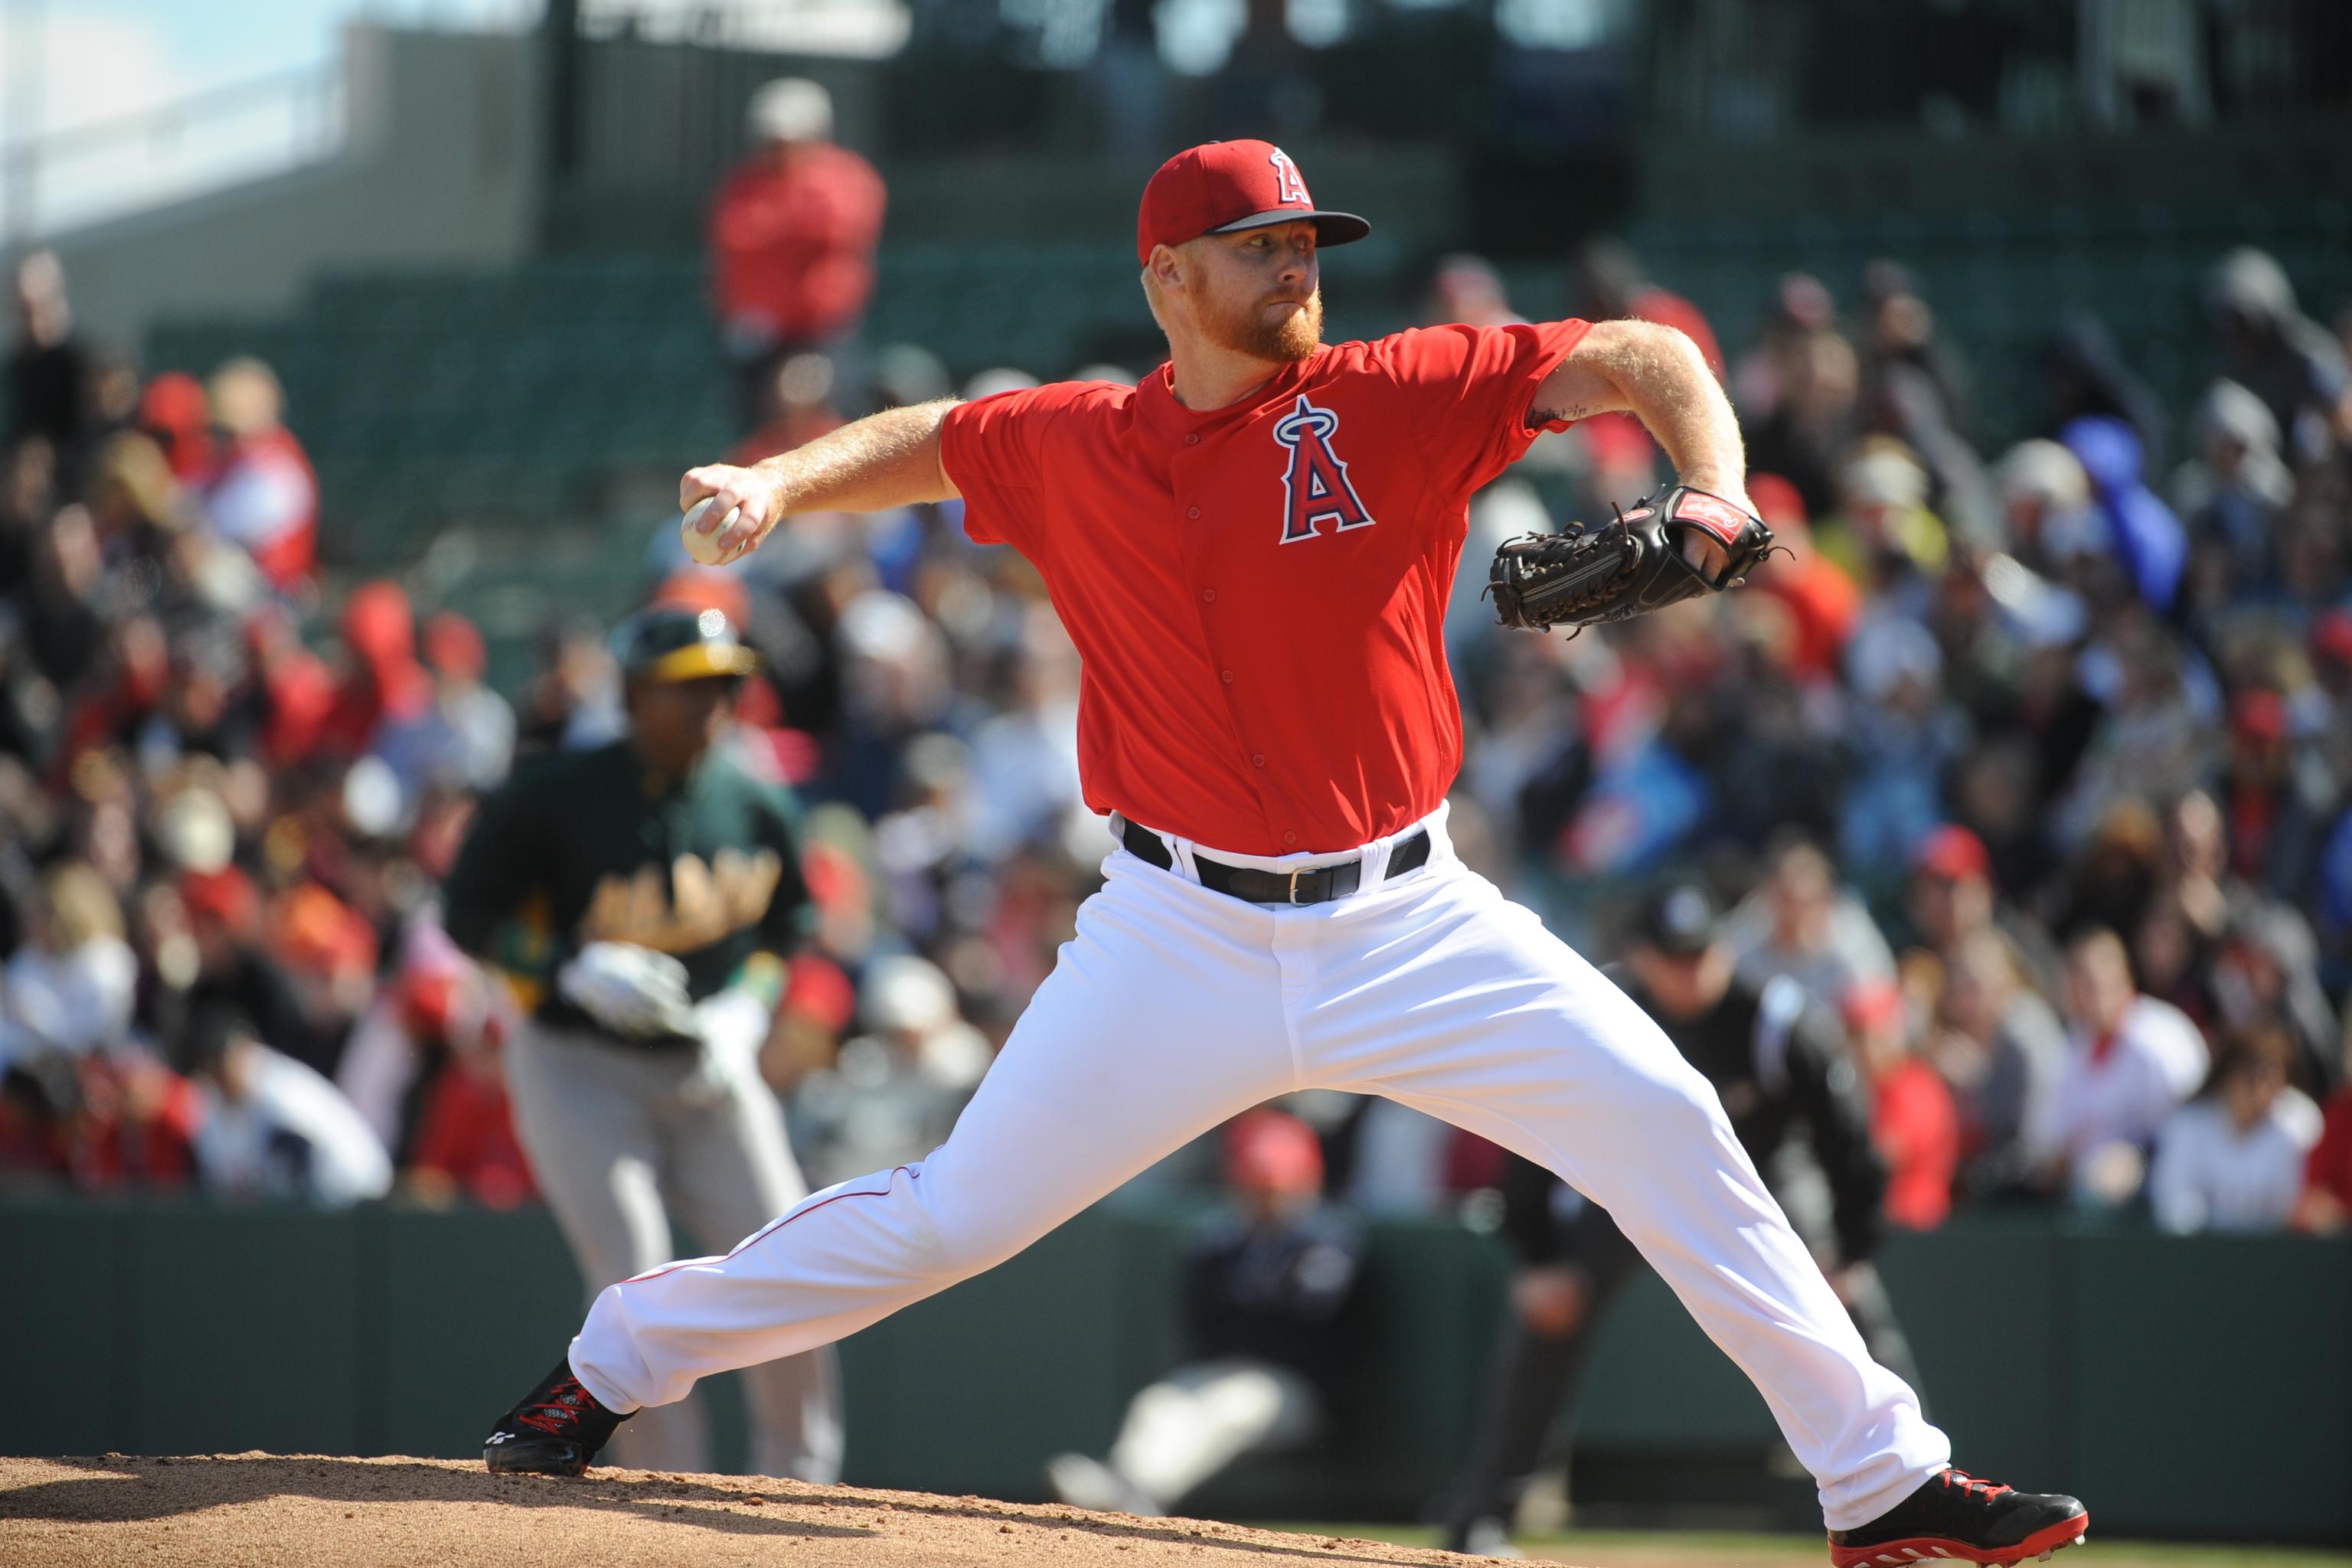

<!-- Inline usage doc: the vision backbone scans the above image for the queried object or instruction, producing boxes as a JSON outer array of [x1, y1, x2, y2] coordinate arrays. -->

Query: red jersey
[[2305, 1086, 2352, 1217], [941, 320, 1589, 854], [1873, 1058, 1959, 1230]]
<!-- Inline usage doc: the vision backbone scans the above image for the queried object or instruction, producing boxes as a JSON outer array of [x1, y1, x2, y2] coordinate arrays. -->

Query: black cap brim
[[1643, 931, 1715, 959], [1207, 208, 1372, 247]]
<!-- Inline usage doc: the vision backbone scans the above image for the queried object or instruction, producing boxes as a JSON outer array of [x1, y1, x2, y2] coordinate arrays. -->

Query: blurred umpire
[[1442, 882, 1919, 1556], [444, 605, 841, 1480]]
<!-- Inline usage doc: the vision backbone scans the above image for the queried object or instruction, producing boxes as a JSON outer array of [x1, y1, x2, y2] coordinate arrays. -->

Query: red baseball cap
[[2231, 688, 2288, 743], [1223, 1108, 1325, 1196], [1840, 978, 1906, 1037], [2310, 608, 2352, 668], [1913, 824, 1991, 884], [1136, 140, 1370, 265]]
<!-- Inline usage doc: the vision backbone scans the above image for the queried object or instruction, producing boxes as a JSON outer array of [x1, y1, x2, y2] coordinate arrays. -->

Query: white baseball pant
[[567, 804, 1949, 1527]]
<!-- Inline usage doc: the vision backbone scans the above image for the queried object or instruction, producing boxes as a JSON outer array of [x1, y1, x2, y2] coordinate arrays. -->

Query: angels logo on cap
[[1135, 140, 1373, 265]]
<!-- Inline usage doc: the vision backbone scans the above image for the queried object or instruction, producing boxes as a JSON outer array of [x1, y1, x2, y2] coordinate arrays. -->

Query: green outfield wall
[[2, 1197, 2344, 1544]]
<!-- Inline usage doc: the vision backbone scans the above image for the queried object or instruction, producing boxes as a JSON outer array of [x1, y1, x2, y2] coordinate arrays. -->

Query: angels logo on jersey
[[1273, 395, 1375, 544]]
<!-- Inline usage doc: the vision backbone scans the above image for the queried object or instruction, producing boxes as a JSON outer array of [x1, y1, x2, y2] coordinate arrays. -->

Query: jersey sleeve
[[1373, 319, 1593, 496], [439, 765, 554, 959], [938, 384, 1083, 557]]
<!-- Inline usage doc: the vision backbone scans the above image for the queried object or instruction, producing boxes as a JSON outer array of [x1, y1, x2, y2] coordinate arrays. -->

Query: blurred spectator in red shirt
[[243, 605, 336, 769], [65, 1049, 202, 1191], [1568, 240, 1724, 498], [336, 922, 532, 1207], [57, 612, 172, 776], [405, 1044, 534, 1208], [271, 880, 380, 1073], [2218, 689, 2331, 900], [2298, 1030, 2352, 1233], [201, 358, 316, 593], [138, 371, 216, 485], [1572, 238, 1723, 374], [1746, 472, 1860, 680], [0, 1060, 70, 1181], [371, 610, 515, 796], [320, 581, 432, 763], [709, 79, 886, 433], [1844, 979, 1958, 1230]]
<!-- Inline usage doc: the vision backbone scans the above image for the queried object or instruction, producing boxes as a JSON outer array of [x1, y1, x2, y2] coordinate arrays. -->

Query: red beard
[[1206, 287, 1325, 364]]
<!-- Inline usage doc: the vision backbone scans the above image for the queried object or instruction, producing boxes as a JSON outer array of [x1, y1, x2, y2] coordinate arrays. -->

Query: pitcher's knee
[[900, 1174, 1042, 1283], [1614, 1060, 1739, 1149], [929, 1210, 1044, 1280]]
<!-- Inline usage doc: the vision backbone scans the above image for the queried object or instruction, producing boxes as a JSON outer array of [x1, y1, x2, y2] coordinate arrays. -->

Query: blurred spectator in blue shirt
[[2061, 416, 2187, 613]]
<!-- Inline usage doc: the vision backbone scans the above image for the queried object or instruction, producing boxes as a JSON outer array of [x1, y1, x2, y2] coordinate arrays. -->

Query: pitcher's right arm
[[681, 397, 961, 562]]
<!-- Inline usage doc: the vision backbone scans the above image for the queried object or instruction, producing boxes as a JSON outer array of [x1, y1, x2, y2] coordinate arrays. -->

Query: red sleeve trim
[[936, 399, 1007, 547], [1514, 316, 1596, 436]]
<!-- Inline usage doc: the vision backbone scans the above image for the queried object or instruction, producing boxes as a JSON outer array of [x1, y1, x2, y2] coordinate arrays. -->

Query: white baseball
[[681, 497, 743, 566]]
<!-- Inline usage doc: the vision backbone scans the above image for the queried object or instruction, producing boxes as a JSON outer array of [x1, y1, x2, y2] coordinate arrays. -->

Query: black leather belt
[[1119, 817, 1431, 906]]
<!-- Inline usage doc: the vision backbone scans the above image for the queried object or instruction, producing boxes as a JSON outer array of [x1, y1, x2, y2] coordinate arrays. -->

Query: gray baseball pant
[[503, 1017, 842, 1480]]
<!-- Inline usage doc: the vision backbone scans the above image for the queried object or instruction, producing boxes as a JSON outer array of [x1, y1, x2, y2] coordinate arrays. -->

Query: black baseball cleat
[[1829, 1468, 2087, 1567], [482, 1357, 627, 1475]]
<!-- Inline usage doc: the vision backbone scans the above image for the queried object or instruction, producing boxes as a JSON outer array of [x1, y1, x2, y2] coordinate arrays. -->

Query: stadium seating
[[139, 206, 2346, 671]]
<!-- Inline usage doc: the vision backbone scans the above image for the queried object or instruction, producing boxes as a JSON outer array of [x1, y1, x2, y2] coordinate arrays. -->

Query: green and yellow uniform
[[443, 737, 807, 1029]]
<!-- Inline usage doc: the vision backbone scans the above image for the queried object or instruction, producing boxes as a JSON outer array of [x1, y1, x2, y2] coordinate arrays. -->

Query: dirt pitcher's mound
[[0, 1454, 1518, 1568]]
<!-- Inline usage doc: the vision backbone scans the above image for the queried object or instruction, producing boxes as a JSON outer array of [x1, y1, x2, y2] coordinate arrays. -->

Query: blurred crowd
[[7, 195, 2352, 1241], [1432, 237, 2352, 1239]]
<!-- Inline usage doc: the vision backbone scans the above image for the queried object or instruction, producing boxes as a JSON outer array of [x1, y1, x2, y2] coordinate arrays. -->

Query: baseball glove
[[557, 941, 701, 1041], [1488, 484, 1775, 633]]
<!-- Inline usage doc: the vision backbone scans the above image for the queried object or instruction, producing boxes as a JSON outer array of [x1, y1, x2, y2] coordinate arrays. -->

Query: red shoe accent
[[1942, 1469, 2014, 1502], [514, 1377, 594, 1436], [1828, 1511, 2089, 1568]]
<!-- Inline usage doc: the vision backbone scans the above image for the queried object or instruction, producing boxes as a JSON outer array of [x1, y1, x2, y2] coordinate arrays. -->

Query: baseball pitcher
[[482, 142, 2085, 1567]]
